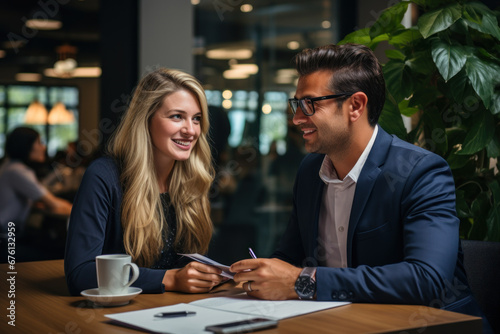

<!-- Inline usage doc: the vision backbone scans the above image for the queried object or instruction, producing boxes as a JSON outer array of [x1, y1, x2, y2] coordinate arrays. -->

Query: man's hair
[[293, 43, 385, 126], [5, 127, 40, 164]]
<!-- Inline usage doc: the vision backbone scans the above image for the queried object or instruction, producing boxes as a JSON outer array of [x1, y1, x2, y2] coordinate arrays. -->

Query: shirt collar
[[319, 125, 378, 183]]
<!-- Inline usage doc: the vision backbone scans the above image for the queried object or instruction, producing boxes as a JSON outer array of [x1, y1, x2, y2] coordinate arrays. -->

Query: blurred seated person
[[42, 140, 90, 201], [65, 68, 224, 296], [0, 127, 72, 235]]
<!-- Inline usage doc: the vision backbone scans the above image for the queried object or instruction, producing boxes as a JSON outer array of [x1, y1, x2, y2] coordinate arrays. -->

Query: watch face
[[295, 276, 315, 299]]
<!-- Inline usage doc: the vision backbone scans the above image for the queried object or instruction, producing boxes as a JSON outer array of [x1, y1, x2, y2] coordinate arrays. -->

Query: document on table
[[178, 253, 234, 278], [105, 294, 350, 334], [190, 293, 350, 320], [106, 303, 256, 334]]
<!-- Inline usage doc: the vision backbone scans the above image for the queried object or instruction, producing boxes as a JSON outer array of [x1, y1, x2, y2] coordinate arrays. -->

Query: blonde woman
[[64, 68, 223, 295]]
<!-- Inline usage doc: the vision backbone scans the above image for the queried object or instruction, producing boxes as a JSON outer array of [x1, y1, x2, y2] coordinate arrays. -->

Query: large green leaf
[[421, 107, 448, 155], [465, 54, 496, 108], [368, 33, 390, 50], [388, 28, 422, 48], [418, 3, 462, 38], [463, 2, 500, 41], [430, 38, 467, 81], [446, 69, 475, 104], [369, 1, 409, 39], [383, 59, 414, 101], [385, 49, 405, 61], [379, 95, 408, 140], [459, 109, 495, 155], [448, 150, 472, 169], [339, 28, 371, 45], [412, 0, 457, 10], [398, 99, 420, 117], [408, 84, 441, 109], [406, 50, 436, 76]]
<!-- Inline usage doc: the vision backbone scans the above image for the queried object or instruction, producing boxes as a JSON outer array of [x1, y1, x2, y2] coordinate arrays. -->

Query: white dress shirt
[[317, 125, 378, 268]]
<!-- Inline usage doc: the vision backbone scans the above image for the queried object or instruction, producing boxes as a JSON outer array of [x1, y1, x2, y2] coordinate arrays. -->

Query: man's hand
[[230, 258, 302, 300], [163, 261, 224, 293]]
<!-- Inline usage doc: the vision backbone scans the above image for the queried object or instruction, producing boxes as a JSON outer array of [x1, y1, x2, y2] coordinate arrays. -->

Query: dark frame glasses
[[288, 93, 354, 116]]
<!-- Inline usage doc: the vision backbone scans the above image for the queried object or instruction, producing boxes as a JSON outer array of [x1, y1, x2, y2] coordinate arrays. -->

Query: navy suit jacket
[[272, 127, 480, 315]]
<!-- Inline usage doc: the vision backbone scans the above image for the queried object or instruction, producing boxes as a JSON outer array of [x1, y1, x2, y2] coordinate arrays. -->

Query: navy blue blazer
[[272, 127, 481, 316]]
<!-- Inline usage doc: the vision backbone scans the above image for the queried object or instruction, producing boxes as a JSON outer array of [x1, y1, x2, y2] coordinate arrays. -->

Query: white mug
[[96, 254, 139, 295]]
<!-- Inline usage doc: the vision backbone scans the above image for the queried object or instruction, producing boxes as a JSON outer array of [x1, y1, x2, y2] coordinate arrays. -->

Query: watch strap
[[300, 267, 316, 281]]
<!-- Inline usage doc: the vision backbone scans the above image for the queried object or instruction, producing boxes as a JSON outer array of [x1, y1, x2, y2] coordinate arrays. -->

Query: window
[[0, 85, 79, 158]]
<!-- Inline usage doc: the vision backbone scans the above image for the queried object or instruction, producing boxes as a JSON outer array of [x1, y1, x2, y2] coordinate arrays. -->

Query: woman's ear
[[349, 92, 368, 123]]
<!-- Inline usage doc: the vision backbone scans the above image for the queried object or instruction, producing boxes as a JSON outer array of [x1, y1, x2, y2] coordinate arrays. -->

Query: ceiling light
[[322, 20, 331, 29], [54, 58, 77, 76], [287, 41, 300, 50], [222, 90, 233, 99], [15, 73, 42, 82], [48, 102, 75, 124], [44, 67, 102, 78], [25, 100, 48, 124], [3, 40, 25, 50], [191, 0, 200, 4], [206, 48, 252, 60], [230, 64, 258, 74], [240, 4, 253, 12], [277, 69, 297, 76], [25, 18, 62, 30], [223, 69, 249, 79], [222, 100, 232, 109], [50, 44, 78, 77], [275, 68, 298, 84]]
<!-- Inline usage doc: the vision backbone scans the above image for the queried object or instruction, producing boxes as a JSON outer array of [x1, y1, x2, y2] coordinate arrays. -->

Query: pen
[[249, 247, 257, 259], [154, 311, 196, 318]]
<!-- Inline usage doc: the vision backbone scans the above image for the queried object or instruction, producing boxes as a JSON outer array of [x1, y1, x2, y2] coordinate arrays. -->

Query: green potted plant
[[340, 0, 500, 241]]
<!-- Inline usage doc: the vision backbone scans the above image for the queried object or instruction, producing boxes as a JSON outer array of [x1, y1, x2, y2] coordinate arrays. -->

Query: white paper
[[190, 294, 350, 320], [105, 303, 256, 334], [178, 253, 234, 278], [106, 296, 350, 333]]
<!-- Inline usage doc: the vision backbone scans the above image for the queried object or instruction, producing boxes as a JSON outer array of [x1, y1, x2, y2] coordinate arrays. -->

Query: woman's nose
[[182, 121, 196, 135]]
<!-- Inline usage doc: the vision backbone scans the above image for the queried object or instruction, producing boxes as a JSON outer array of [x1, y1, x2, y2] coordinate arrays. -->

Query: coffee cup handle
[[123, 263, 139, 288]]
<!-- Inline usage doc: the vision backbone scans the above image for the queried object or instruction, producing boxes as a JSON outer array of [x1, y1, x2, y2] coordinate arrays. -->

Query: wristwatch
[[295, 267, 317, 299]]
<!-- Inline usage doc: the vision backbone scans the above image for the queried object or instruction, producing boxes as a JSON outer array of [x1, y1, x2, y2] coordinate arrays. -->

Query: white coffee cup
[[96, 254, 139, 295]]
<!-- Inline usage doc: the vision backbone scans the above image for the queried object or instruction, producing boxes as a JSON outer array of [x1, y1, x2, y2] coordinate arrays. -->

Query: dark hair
[[293, 43, 385, 126], [5, 127, 40, 164]]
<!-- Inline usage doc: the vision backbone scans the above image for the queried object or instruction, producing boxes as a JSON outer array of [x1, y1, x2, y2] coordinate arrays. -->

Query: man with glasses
[[231, 43, 490, 331]]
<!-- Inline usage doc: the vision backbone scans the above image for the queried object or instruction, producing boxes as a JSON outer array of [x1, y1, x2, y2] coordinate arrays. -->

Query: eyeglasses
[[288, 93, 354, 116]]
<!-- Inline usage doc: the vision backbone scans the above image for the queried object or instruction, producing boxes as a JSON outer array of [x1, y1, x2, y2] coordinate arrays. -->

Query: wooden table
[[0, 260, 482, 333]]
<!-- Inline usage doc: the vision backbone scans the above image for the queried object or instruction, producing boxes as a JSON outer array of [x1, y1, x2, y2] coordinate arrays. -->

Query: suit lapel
[[346, 128, 393, 265]]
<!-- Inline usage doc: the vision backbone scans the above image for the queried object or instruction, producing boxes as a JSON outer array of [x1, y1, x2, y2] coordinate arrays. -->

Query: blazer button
[[348, 291, 355, 299], [339, 291, 347, 300], [331, 291, 338, 299]]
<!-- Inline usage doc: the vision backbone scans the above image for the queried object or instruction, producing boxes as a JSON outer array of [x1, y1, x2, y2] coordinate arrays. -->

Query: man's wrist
[[294, 267, 317, 299]]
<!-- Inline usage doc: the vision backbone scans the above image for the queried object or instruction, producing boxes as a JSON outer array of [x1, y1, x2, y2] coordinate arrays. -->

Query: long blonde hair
[[108, 68, 214, 267]]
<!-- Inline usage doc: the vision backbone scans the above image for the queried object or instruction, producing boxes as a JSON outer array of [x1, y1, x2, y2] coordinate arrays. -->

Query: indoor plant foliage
[[340, 0, 500, 241]]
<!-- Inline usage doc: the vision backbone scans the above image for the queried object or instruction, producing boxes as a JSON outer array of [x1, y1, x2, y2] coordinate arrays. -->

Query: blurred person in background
[[0, 127, 72, 236]]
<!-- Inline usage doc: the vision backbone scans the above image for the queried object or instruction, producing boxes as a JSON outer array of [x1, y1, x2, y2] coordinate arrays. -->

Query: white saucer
[[81, 287, 142, 306]]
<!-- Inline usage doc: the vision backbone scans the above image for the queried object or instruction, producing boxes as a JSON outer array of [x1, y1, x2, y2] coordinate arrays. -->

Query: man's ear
[[349, 92, 368, 123]]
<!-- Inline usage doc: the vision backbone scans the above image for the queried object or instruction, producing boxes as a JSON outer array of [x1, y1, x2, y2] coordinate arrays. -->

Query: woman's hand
[[162, 261, 224, 293]]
